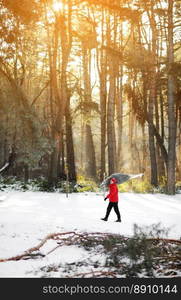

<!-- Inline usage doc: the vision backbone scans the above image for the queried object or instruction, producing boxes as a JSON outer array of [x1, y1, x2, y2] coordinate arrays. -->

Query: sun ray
[[52, 1, 63, 12]]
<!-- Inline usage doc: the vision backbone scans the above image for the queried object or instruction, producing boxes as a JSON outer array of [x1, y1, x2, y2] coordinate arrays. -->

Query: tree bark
[[106, 15, 117, 175], [147, 6, 158, 186], [82, 46, 97, 179], [167, 0, 176, 194], [116, 66, 123, 170], [65, 95, 76, 183], [107, 67, 117, 175], [99, 50, 107, 181]]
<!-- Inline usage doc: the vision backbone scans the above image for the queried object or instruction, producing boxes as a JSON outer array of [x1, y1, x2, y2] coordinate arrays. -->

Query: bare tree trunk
[[116, 66, 123, 170], [107, 65, 117, 175], [99, 52, 107, 181], [48, 25, 59, 185], [116, 21, 123, 170], [24, 164, 29, 183], [176, 96, 181, 180], [56, 1, 72, 133], [107, 14, 117, 175], [65, 94, 76, 183], [167, 0, 176, 194], [45, 1, 73, 185], [142, 125, 147, 173], [155, 84, 165, 180], [148, 122, 158, 186], [147, 6, 158, 186], [129, 96, 134, 171], [82, 46, 97, 179], [44, 3, 59, 185], [96, 8, 107, 181], [85, 124, 97, 179], [100, 67, 107, 181]]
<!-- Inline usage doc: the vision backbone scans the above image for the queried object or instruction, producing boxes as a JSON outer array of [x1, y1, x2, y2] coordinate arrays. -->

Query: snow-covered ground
[[0, 191, 180, 277]]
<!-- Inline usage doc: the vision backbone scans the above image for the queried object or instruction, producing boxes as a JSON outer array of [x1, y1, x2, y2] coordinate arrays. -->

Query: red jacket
[[106, 178, 119, 202]]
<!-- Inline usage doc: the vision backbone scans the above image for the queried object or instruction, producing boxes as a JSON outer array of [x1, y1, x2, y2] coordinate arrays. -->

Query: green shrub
[[36, 179, 55, 192], [132, 179, 154, 193], [0, 176, 17, 185], [118, 178, 154, 193], [176, 181, 181, 192], [76, 175, 98, 192]]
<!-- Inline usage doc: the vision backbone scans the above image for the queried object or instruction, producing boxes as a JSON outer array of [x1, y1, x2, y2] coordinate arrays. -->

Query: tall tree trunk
[[45, 4, 59, 185], [176, 97, 181, 180], [56, 1, 72, 133], [99, 52, 107, 181], [106, 14, 117, 175], [167, 0, 176, 194], [129, 95, 134, 171], [82, 46, 97, 179], [24, 164, 29, 183], [155, 84, 165, 180], [100, 67, 107, 181], [148, 122, 158, 186], [97, 8, 107, 181], [116, 21, 123, 168], [65, 95, 76, 182], [107, 63, 117, 175], [46, 1, 72, 185], [85, 124, 97, 180], [116, 65, 123, 170], [48, 146, 58, 185], [147, 6, 158, 186]]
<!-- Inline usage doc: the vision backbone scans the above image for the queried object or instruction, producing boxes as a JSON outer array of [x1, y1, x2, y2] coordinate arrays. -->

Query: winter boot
[[115, 219, 121, 222], [101, 217, 108, 221]]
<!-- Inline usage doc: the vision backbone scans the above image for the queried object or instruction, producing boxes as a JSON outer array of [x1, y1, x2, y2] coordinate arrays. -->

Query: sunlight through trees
[[0, 0, 180, 194]]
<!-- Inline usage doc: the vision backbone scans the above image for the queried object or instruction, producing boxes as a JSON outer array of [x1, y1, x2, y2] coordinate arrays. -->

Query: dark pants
[[105, 202, 121, 220]]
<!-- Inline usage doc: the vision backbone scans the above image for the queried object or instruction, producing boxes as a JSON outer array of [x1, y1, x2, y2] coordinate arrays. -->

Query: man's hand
[[104, 197, 107, 201]]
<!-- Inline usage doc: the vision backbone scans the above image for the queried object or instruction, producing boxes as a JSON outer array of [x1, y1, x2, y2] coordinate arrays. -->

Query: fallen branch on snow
[[147, 238, 181, 244], [0, 231, 76, 262], [67, 270, 118, 278], [0, 231, 112, 262], [0, 232, 180, 263]]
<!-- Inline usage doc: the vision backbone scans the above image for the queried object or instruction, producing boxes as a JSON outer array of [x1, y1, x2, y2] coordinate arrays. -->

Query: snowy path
[[0, 191, 180, 277]]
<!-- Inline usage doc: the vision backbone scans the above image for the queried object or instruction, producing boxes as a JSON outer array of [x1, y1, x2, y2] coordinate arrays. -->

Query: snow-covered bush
[[104, 223, 175, 277]]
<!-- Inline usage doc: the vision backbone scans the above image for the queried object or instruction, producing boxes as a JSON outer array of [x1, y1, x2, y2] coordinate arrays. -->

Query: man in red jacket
[[101, 177, 121, 222]]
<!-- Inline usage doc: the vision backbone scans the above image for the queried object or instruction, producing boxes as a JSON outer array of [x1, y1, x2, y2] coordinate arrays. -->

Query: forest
[[0, 0, 181, 194]]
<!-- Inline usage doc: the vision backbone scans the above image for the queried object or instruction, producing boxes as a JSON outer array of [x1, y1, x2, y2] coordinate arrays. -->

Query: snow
[[0, 190, 180, 277]]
